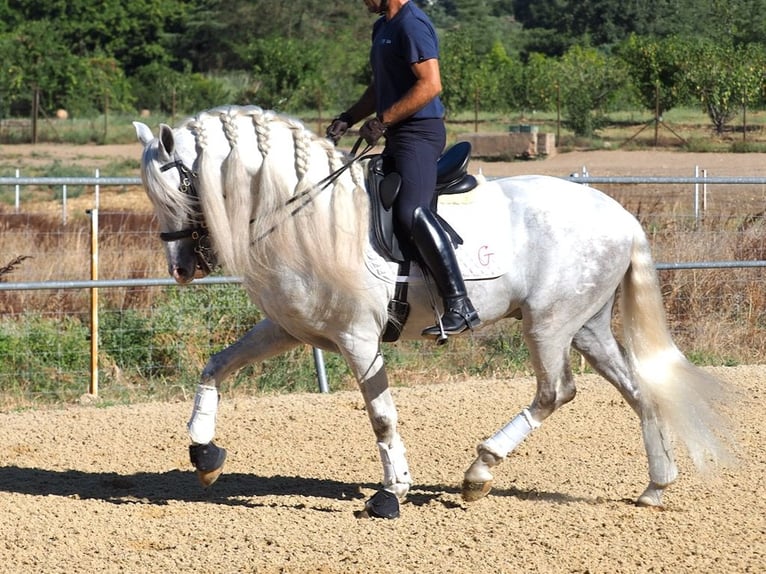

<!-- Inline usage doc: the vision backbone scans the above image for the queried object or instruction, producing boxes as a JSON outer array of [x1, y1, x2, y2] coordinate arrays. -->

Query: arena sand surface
[[0, 144, 764, 573], [0, 367, 763, 573]]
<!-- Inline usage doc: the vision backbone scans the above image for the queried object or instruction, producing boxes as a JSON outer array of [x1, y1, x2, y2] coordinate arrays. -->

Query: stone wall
[[458, 129, 556, 160]]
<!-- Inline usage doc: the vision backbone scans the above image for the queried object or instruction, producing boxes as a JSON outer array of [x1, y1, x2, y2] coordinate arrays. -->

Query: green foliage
[[0, 316, 90, 400], [557, 45, 628, 137], [617, 35, 691, 116], [683, 39, 766, 134], [0, 20, 81, 115], [239, 37, 325, 110], [1, 0, 766, 143], [517, 52, 558, 113]]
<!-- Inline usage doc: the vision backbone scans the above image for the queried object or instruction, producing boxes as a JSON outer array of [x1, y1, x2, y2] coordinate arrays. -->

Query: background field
[[2, 141, 766, 406]]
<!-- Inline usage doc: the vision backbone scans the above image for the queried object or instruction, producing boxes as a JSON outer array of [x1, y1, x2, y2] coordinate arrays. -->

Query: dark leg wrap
[[364, 489, 400, 519], [189, 442, 227, 472]]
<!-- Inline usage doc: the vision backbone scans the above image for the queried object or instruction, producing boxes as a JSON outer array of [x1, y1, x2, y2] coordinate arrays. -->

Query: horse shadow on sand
[[0, 465, 602, 512]]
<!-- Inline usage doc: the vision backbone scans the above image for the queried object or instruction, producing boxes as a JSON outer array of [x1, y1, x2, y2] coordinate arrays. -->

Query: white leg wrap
[[187, 384, 219, 445], [377, 439, 412, 487], [481, 408, 540, 459]]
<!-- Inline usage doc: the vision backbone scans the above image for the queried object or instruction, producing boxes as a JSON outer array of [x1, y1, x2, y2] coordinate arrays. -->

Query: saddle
[[366, 140, 478, 264], [364, 141, 479, 342]]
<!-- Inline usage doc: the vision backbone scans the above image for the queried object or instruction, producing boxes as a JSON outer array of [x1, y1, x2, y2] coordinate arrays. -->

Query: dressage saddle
[[365, 140, 478, 264], [364, 141, 479, 342]]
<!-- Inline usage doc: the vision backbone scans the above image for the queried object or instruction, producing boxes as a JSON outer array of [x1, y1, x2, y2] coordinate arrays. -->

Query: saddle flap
[[366, 155, 405, 263]]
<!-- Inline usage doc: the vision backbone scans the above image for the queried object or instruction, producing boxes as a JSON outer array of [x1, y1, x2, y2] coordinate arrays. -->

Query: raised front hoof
[[461, 479, 493, 502], [189, 442, 227, 488], [357, 490, 400, 519]]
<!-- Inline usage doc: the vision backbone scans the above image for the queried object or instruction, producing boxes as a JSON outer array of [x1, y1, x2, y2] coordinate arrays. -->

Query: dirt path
[[4, 142, 766, 177], [0, 366, 762, 573]]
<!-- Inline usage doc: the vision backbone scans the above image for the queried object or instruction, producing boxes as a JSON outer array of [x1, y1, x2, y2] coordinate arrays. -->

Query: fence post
[[15, 169, 20, 212], [62, 185, 68, 225], [694, 166, 700, 229], [313, 348, 329, 393], [88, 208, 99, 397]]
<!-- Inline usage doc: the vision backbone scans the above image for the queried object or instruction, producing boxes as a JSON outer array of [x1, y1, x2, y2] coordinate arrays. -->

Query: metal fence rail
[[1, 171, 766, 401]]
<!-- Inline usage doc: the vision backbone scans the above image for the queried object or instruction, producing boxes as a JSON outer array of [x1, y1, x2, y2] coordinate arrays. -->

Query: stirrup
[[421, 308, 481, 338]]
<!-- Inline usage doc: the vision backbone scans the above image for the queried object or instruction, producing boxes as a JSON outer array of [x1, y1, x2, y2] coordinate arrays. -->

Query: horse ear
[[133, 121, 154, 146], [158, 124, 175, 156]]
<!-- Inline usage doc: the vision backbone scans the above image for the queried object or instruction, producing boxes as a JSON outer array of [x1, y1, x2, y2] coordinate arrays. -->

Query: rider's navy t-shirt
[[370, 2, 445, 121]]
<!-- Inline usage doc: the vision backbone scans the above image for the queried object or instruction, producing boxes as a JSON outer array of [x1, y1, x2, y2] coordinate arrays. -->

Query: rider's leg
[[411, 206, 481, 335], [386, 119, 480, 337]]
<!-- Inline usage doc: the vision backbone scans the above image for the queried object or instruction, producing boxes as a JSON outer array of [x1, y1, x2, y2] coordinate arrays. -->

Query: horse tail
[[619, 227, 737, 472]]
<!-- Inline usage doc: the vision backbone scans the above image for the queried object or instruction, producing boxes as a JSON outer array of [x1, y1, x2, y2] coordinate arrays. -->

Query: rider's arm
[[378, 58, 442, 126]]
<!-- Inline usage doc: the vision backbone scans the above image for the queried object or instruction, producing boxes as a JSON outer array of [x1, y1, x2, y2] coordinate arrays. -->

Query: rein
[[253, 138, 373, 241], [158, 138, 373, 250]]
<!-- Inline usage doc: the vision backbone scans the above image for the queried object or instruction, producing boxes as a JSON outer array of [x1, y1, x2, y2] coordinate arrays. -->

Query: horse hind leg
[[462, 408, 540, 501], [571, 302, 678, 507], [463, 333, 577, 502]]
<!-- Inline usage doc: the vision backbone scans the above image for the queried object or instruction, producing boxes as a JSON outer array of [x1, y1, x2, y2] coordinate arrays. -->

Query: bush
[[0, 315, 90, 401]]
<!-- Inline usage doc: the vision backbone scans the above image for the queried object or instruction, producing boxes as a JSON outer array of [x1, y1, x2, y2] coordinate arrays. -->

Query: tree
[[683, 40, 766, 135], [516, 52, 558, 114], [0, 20, 80, 115], [618, 35, 690, 117], [473, 41, 523, 113], [239, 37, 325, 110], [557, 45, 627, 137]]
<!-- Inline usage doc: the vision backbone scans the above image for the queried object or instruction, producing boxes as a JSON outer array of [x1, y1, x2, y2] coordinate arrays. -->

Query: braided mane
[[151, 105, 376, 319]]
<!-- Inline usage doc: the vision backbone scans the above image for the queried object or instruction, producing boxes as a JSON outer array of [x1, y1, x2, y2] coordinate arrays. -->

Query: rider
[[326, 0, 481, 338]]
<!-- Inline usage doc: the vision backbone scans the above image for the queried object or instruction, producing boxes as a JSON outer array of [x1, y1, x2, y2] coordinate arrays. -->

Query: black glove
[[359, 117, 388, 146], [326, 112, 353, 144]]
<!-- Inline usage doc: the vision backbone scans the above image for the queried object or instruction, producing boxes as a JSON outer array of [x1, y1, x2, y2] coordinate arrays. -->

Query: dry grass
[[1, 133, 766, 407], [0, 209, 164, 315]]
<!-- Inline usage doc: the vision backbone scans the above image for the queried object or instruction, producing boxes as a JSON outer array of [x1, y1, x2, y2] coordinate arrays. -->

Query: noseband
[[158, 159, 216, 275]]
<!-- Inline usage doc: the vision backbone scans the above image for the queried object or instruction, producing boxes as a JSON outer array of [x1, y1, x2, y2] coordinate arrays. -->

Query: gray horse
[[135, 105, 736, 518]]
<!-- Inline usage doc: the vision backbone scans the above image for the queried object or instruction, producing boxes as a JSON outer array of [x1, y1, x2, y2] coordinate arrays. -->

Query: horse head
[[134, 121, 217, 284]]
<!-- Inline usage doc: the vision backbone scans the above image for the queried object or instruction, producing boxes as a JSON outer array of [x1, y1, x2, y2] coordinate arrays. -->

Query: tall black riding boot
[[411, 207, 481, 337]]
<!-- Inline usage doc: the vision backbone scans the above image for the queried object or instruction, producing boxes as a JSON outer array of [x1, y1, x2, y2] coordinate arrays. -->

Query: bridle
[[158, 158, 216, 275]]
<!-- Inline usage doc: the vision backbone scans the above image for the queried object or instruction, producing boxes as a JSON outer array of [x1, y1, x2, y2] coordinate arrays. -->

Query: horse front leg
[[347, 347, 411, 519], [187, 318, 299, 487]]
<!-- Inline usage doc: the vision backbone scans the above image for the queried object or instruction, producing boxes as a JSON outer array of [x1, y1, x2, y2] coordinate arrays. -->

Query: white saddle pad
[[437, 180, 511, 280]]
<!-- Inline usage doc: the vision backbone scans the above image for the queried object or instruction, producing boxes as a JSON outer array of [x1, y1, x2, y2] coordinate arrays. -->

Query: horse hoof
[[461, 479, 493, 502], [359, 490, 400, 519], [197, 466, 225, 488], [636, 493, 665, 509], [189, 442, 227, 488], [636, 482, 666, 509]]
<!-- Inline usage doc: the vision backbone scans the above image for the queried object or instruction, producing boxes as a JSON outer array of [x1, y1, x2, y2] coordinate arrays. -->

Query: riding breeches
[[381, 118, 446, 236]]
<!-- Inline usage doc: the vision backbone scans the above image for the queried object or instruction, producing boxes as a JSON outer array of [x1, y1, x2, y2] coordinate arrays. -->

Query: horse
[[134, 105, 736, 519]]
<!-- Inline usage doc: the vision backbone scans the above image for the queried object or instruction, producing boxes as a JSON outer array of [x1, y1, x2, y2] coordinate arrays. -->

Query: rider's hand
[[359, 117, 387, 146], [326, 112, 353, 145]]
